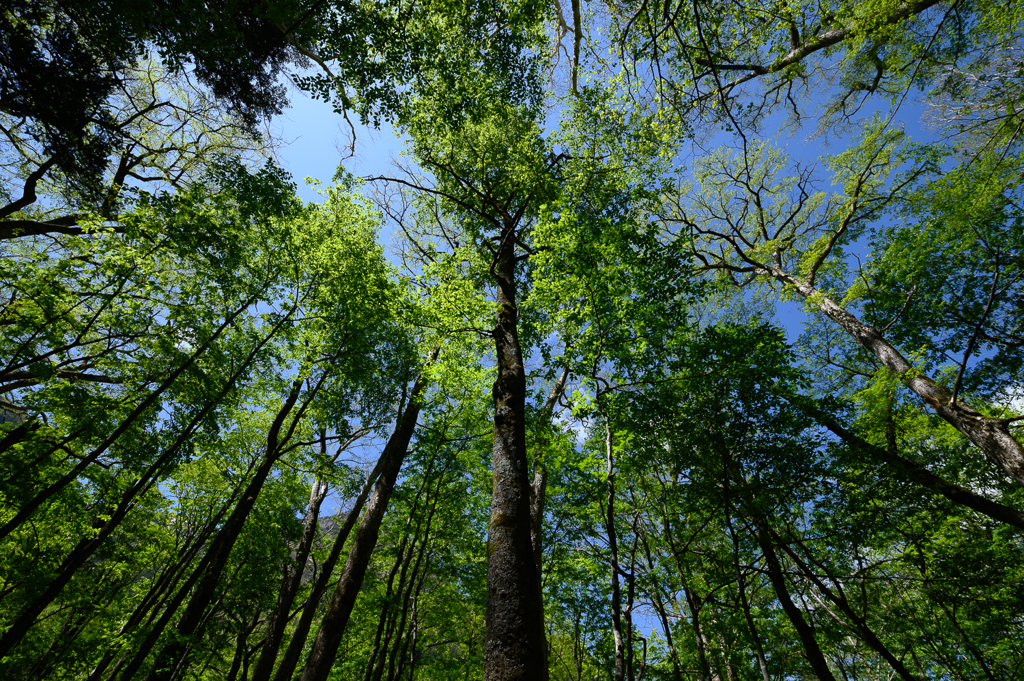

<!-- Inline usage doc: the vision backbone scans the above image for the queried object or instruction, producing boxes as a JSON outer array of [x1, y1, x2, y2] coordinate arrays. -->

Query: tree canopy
[[2, 0, 1024, 679]]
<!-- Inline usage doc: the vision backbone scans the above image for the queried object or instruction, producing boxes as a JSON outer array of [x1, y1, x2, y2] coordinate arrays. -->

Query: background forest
[[2, 0, 1024, 679]]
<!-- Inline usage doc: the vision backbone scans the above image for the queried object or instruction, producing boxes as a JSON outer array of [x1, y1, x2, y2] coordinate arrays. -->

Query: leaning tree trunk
[[296, 367, 432, 681], [141, 378, 307, 681], [484, 221, 548, 681], [249, 472, 330, 681], [751, 520, 837, 681], [771, 528, 922, 681], [269, 446, 388, 681], [769, 267, 1024, 487]]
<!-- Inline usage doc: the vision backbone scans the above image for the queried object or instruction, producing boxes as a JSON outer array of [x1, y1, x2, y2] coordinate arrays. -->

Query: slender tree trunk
[[661, 515, 711, 681], [0, 292, 261, 543], [0, 302, 291, 660], [141, 378, 308, 681], [599, 400, 626, 681], [529, 366, 569, 673], [784, 393, 1024, 530], [85, 489, 241, 681], [683, 585, 712, 681], [529, 366, 570, 572], [249, 473, 331, 681], [639, 529, 684, 681], [770, 268, 1024, 486], [751, 521, 837, 681], [484, 223, 547, 681], [624, 517, 639, 681], [367, 462, 437, 681], [296, 367, 432, 681], [772, 528, 922, 681], [269, 436, 394, 681], [386, 489, 438, 681], [723, 512, 770, 681]]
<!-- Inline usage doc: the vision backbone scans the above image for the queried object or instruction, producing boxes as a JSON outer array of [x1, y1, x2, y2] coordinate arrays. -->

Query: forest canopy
[[2, 0, 1024, 680]]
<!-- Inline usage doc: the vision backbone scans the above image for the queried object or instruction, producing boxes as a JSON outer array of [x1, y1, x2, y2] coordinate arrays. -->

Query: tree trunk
[[529, 366, 569, 674], [752, 521, 837, 681], [484, 222, 548, 681], [141, 378, 307, 681], [296, 367, 431, 681], [249, 473, 331, 681], [600, 401, 626, 681], [770, 268, 1024, 487], [662, 514, 711, 681], [367, 461, 437, 681], [771, 528, 921, 681], [786, 393, 1024, 530], [640, 536, 684, 681], [85, 487, 242, 681], [723, 512, 771, 681], [529, 366, 569, 576], [269, 434, 395, 681]]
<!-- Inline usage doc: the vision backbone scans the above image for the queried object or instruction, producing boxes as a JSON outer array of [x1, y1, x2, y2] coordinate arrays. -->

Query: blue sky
[[270, 84, 405, 204]]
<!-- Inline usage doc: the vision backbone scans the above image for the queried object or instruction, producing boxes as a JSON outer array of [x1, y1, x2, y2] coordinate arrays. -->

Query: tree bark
[[770, 268, 1024, 487], [484, 222, 548, 681], [296, 367, 432, 681], [752, 521, 837, 681]]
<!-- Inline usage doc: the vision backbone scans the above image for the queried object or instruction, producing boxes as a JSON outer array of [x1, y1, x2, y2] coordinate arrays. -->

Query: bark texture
[[485, 224, 548, 681], [297, 370, 430, 681], [772, 269, 1024, 487]]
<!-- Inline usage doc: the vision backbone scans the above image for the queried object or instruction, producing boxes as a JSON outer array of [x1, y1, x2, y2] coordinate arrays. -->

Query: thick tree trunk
[[770, 268, 1024, 487], [484, 223, 548, 681], [296, 368, 431, 681]]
